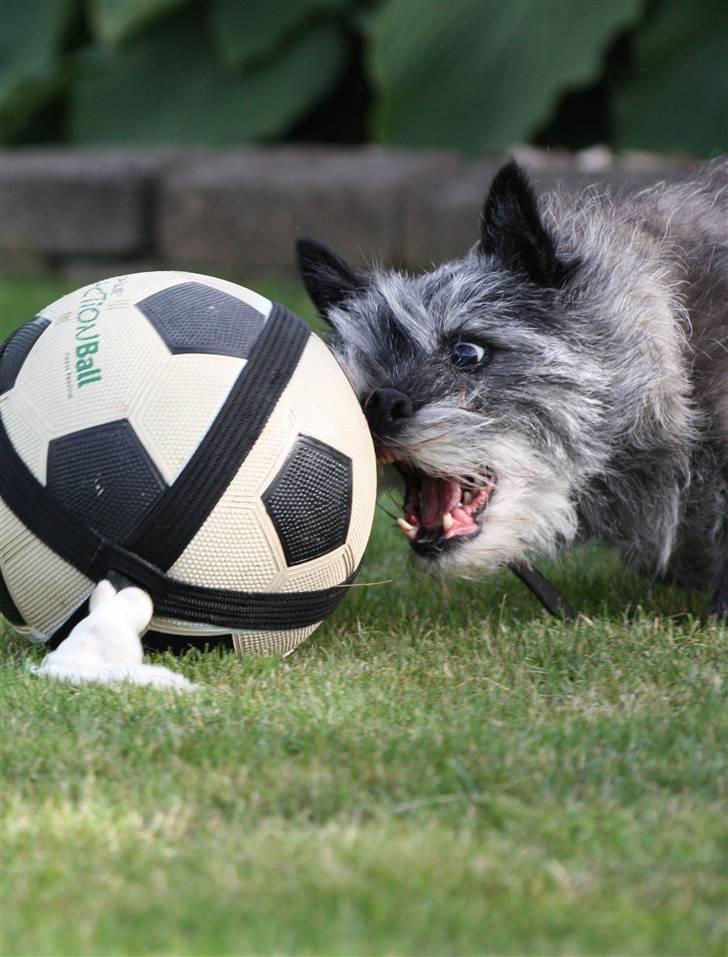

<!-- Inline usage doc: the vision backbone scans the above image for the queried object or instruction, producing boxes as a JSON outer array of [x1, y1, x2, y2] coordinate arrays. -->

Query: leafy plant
[[613, 0, 728, 154], [0, 0, 78, 140], [88, 0, 194, 47], [366, 0, 643, 152], [208, 0, 349, 71], [0, 0, 724, 154], [70, 8, 347, 145]]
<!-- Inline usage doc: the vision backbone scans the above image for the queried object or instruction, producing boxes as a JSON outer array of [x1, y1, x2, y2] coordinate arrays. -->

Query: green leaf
[[0, 0, 77, 122], [613, 0, 728, 155], [367, 0, 644, 152], [69, 10, 346, 144], [87, 0, 193, 46], [209, 0, 349, 70]]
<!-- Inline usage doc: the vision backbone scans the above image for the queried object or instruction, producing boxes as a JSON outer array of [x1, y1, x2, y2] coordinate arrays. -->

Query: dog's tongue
[[421, 477, 461, 529]]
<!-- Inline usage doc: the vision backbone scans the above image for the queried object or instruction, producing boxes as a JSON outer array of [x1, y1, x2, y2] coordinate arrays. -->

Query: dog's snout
[[364, 388, 413, 437]]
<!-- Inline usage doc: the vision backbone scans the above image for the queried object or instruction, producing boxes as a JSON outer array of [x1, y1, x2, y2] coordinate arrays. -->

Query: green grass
[[2, 275, 727, 956]]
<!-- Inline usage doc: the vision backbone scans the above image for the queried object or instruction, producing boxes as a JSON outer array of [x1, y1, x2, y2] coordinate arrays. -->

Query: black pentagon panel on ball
[[137, 282, 265, 358], [263, 434, 353, 566], [47, 420, 166, 543], [0, 316, 50, 395]]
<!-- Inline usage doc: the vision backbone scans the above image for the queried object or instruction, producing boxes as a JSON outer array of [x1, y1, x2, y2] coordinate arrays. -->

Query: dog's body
[[296, 159, 728, 618]]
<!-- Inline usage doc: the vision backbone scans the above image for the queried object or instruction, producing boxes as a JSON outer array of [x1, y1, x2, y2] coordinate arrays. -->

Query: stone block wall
[[0, 145, 697, 279]]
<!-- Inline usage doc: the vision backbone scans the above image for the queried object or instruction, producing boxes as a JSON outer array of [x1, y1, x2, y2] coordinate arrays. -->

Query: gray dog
[[296, 159, 728, 619]]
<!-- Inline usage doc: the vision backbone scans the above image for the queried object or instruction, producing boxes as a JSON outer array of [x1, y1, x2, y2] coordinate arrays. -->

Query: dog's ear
[[295, 236, 365, 324], [480, 161, 568, 288]]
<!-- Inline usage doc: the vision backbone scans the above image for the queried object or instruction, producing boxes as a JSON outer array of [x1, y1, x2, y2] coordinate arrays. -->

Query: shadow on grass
[[319, 531, 709, 648]]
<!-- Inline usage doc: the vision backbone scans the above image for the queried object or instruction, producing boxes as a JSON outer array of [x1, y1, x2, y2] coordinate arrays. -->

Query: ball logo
[[74, 281, 107, 389]]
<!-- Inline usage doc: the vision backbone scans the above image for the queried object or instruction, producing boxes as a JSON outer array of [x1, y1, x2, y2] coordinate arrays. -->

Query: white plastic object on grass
[[31, 580, 197, 690]]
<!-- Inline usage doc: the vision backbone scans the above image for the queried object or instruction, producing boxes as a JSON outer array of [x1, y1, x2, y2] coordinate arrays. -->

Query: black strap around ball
[[0, 304, 357, 633]]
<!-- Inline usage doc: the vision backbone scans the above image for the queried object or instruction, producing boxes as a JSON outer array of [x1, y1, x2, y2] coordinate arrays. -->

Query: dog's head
[[296, 162, 608, 573]]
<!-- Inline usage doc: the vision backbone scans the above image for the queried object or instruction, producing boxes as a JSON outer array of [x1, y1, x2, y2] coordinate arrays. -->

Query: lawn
[[1, 274, 727, 956]]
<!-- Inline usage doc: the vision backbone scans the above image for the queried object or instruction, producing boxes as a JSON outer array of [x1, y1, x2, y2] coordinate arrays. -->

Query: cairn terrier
[[296, 159, 728, 619]]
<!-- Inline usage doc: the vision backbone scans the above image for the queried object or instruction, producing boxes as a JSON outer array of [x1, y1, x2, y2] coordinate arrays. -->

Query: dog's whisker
[[377, 502, 400, 522]]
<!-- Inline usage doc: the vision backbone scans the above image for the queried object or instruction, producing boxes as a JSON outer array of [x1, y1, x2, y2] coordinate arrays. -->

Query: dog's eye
[[450, 341, 487, 368]]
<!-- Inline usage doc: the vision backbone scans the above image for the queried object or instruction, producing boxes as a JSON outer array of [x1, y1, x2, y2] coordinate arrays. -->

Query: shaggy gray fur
[[296, 159, 728, 618]]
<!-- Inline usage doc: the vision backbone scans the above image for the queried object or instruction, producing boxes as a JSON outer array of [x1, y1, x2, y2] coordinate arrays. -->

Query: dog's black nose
[[364, 388, 413, 437]]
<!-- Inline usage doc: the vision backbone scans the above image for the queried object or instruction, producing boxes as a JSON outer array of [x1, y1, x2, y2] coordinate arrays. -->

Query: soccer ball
[[0, 272, 376, 655]]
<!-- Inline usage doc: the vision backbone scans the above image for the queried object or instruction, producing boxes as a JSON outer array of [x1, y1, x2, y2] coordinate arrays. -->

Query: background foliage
[[0, 0, 726, 154]]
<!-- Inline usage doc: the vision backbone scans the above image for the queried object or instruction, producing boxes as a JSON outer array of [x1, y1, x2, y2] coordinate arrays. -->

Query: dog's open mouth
[[380, 451, 496, 557]]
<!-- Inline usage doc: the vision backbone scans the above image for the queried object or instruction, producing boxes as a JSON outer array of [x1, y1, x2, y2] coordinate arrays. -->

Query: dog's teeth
[[397, 517, 415, 535], [442, 512, 454, 532], [463, 490, 473, 505]]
